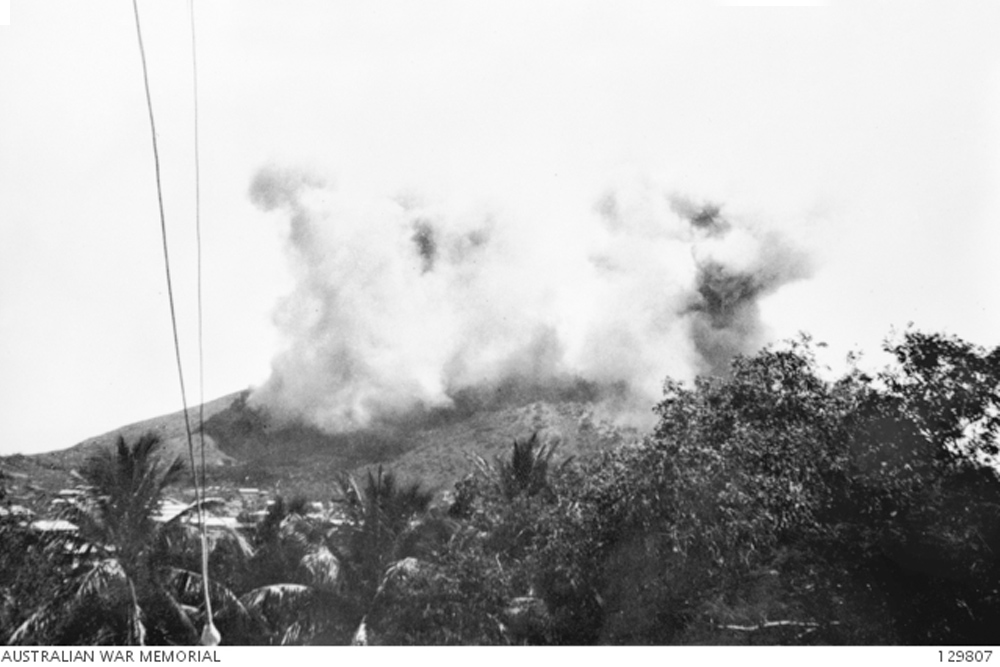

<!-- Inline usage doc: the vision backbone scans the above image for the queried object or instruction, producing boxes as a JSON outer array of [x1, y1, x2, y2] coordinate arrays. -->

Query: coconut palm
[[473, 433, 568, 501], [334, 466, 443, 585], [235, 495, 348, 644], [236, 468, 450, 644], [330, 466, 456, 643], [8, 432, 228, 645]]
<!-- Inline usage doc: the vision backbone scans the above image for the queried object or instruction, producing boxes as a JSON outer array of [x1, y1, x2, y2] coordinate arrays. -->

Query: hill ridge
[[2, 385, 639, 506]]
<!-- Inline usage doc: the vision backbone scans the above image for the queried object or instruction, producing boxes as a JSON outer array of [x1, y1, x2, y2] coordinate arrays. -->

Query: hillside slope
[[0, 393, 239, 508], [2, 381, 642, 504], [200, 383, 641, 496]]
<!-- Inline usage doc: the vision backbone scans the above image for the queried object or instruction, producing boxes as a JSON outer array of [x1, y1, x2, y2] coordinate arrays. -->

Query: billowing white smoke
[[248, 166, 810, 432]]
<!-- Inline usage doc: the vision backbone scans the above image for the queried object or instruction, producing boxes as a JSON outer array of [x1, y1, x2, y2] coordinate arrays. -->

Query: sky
[[1, 1, 998, 455]]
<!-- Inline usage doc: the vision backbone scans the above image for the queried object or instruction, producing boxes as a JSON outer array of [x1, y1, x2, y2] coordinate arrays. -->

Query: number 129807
[[940, 650, 993, 663]]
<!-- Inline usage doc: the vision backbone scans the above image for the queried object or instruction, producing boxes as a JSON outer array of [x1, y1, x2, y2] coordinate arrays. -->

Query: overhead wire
[[129, 0, 218, 645], [188, 0, 220, 646], [128, 0, 197, 481]]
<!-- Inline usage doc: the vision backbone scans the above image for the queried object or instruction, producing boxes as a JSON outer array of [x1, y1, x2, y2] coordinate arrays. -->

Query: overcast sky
[[1, 1, 998, 455]]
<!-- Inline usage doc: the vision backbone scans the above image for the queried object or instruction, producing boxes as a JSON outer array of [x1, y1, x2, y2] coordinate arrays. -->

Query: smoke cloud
[[247, 166, 811, 432]]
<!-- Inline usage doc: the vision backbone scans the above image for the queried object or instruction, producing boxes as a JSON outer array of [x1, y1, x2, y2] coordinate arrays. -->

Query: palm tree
[[235, 495, 347, 644], [328, 467, 453, 644], [237, 469, 447, 644], [473, 433, 567, 501], [9, 433, 226, 645], [334, 466, 443, 586]]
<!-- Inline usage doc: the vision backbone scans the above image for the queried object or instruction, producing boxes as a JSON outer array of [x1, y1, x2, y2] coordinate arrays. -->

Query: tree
[[342, 331, 1000, 645], [390, 436, 592, 645], [574, 332, 1000, 644], [9, 433, 219, 645], [329, 466, 457, 643], [865, 330, 1000, 643], [480, 338, 891, 644], [470, 433, 566, 501], [0, 509, 64, 644], [882, 329, 1000, 464], [235, 494, 347, 645], [232, 468, 448, 644]]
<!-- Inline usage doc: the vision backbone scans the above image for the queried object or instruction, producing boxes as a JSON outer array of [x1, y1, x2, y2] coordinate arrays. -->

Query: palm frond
[[76, 558, 129, 599], [8, 553, 132, 644], [8, 602, 63, 645], [78, 432, 187, 559], [127, 593, 147, 647], [159, 587, 200, 642], [240, 583, 346, 645], [300, 546, 341, 592], [241, 583, 314, 611], [471, 433, 564, 499], [333, 473, 366, 519], [216, 524, 256, 560], [167, 567, 261, 629]]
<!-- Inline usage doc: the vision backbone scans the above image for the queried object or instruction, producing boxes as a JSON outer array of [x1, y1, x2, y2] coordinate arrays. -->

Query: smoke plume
[[247, 166, 811, 432]]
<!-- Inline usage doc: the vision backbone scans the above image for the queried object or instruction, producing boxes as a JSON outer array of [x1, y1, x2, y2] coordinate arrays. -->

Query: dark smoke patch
[[669, 194, 729, 235], [411, 219, 437, 273], [685, 229, 812, 376], [689, 314, 760, 377], [690, 205, 725, 231], [692, 262, 766, 328], [686, 261, 767, 375]]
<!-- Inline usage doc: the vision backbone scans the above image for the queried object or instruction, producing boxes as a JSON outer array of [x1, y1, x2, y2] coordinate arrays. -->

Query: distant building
[[154, 498, 191, 523], [0, 504, 34, 520], [152, 497, 244, 531], [30, 519, 78, 533]]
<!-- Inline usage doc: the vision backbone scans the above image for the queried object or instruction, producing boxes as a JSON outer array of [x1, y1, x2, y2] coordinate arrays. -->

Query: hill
[[1, 379, 642, 507]]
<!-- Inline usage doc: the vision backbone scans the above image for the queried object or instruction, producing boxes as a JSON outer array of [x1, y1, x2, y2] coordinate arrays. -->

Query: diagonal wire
[[189, 0, 218, 641], [130, 0, 217, 642], [129, 0, 197, 470], [189, 0, 207, 487]]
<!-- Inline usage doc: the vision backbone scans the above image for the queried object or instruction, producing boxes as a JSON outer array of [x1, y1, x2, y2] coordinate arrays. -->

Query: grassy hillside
[[199, 381, 641, 498], [2, 380, 639, 505], [1, 393, 238, 509]]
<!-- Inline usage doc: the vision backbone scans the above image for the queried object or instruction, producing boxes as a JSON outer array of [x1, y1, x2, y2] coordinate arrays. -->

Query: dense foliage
[[3, 328, 999, 645]]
